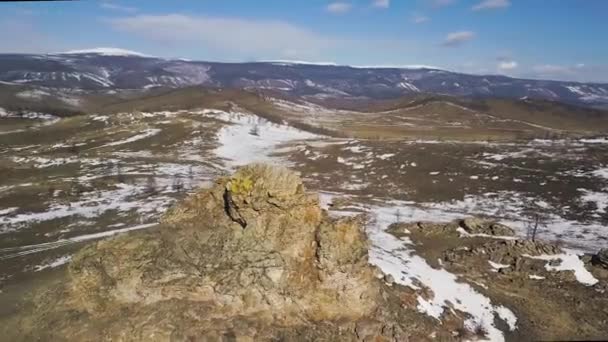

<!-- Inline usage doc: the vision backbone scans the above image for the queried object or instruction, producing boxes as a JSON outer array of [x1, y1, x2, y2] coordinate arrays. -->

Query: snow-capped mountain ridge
[[0, 51, 607, 109], [58, 48, 152, 57]]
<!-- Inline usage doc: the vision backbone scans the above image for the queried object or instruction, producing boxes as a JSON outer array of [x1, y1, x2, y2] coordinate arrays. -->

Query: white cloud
[[326, 2, 352, 14], [107, 14, 338, 60], [498, 60, 518, 71], [100, 2, 138, 13], [533, 64, 573, 75], [104, 13, 432, 66], [527, 64, 608, 83], [372, 0, 390, 9], [472, 0, 511, 11], [442, 31, 476, 47], [412, 14, 430, 24]]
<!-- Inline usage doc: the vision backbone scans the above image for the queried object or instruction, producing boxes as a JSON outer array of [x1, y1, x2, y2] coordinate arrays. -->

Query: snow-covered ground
[[525, 250, 598, 286], [0, 182, 170, 233], [0, 107, 58, 121], [204, 109, 319, 169], [100, 128, 161, 148], [34, 255, 72, 272], [16, 89, 51, 100], [2, 106, 606, 339], [322, 200, 518, 342]]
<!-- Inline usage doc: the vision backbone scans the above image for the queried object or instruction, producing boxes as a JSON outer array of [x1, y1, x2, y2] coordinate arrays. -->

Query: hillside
[[3, 85, 607, 141]]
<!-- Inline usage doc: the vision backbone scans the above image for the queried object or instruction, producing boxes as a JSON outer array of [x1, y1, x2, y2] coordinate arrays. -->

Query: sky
[[0, 0, 607, 83]]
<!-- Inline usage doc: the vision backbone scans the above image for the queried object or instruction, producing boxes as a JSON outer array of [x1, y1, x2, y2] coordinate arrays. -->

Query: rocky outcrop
[[460, 217, 515, 236], [396, 219, 608, 341], [388, 217, 515, 238], [443, 239, 562, 275], [13, 164, 443, 341]]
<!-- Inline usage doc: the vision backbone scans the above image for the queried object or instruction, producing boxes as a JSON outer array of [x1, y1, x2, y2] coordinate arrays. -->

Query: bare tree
[[394, 209, 402, 223], [144, 175, 157, 195], [172, 175, 184, 192], [116, 163, 125, 183], [526, 214, 540, 241], [188, 165, 195, 190], [521, 197, 551, 242], [525, 212, 549, 241]]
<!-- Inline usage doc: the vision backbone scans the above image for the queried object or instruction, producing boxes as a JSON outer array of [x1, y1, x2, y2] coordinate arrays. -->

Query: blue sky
[[1, 0, 607, 82]]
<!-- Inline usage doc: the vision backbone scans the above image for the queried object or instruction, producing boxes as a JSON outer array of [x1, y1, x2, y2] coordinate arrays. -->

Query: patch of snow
[[564, 85, 587, 96], [482, 149, 555, 161], [366, 204, 517, 341], [12, 156, 79, 168], [262, 60, 339, 67], [397, 82, 420, 92], [208, 110, 318, 168], [525, 250, 598, 286], [580, 137, 608, 144], [0, 207, 18, 216], [60, 47, 152, 57], [16, 89, 51, 100], [0, 182, 170, 234], [0, 108, 58, 121], [341, 182, 369, 191], [81, 73, 114, 87], [488, 260, 511, 270], [579, 189, 608, 214], [34, 255, 72, 271], [377, 153, 395, 160], [591, 167, 608, 180], [343, 145, 365, 153], [100, 128, 161, 148], [348, 191, 606, 252]]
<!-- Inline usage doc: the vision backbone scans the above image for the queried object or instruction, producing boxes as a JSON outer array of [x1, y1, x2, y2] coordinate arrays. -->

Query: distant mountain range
[[1, 49, 607, 109]]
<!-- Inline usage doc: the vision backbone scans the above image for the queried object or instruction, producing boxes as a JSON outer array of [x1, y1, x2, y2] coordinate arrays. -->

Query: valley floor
[[1, 105, 607, 340]]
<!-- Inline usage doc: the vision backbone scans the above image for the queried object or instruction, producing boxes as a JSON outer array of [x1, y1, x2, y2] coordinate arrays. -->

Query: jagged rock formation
[[10, 164, 447, 341]]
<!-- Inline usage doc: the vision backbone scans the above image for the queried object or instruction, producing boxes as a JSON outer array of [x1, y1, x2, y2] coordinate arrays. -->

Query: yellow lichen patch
[[228, 176, 254, 195]]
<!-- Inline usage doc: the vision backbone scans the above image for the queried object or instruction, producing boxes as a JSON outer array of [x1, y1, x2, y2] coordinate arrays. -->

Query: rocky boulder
[[592, 248, 608, 269], [460, 217, 515, 236]]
